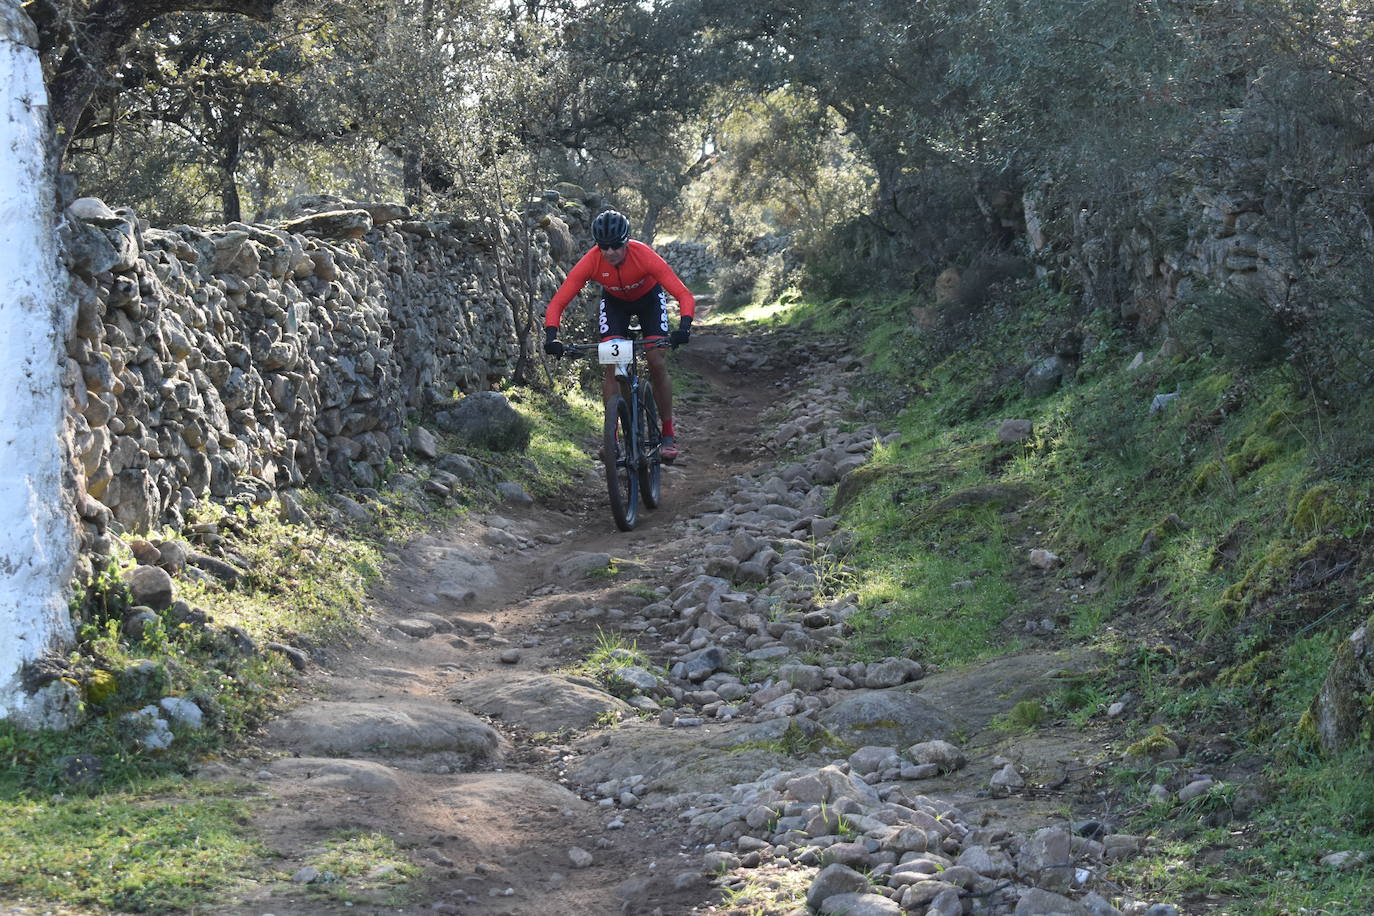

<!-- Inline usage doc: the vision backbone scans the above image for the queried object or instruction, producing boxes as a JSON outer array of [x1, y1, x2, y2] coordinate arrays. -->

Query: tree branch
[[41, 0, 281, 160]]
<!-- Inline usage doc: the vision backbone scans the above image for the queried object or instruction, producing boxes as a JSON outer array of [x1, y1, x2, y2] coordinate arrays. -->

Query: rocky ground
[[201, 323, 1181, 916]]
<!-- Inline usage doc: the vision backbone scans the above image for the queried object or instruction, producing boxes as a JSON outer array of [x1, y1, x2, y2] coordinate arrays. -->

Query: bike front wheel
[[637, 380, 662, 509], [604, 396, 639, 531]]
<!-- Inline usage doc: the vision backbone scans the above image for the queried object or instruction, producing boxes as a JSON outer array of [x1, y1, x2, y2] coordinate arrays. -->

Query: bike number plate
[[598, 339, 633, 366]]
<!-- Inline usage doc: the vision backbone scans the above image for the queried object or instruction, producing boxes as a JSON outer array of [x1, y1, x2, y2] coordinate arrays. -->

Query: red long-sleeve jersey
[[543, 241, 695, 327]]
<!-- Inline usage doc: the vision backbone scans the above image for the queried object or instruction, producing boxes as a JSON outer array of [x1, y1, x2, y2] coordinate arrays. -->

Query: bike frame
[[567, 338, 660, 468], [563, 338, 666, 530], [613, 341, 658, 472]]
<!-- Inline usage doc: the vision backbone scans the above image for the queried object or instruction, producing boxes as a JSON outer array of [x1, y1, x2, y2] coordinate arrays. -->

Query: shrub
[[714, 258, 764, 311]]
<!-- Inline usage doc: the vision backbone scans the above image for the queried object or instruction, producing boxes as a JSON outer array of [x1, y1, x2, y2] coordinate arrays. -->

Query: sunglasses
[[597, 241, 627, 251]]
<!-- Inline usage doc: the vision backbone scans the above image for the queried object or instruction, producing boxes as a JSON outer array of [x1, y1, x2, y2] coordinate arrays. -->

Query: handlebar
[[561, 339, 670, 358]]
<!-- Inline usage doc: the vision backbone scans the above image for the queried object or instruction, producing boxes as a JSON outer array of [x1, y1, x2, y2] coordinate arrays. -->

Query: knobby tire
[[604, 396, 638, 531], [637, 380, 662, 509]]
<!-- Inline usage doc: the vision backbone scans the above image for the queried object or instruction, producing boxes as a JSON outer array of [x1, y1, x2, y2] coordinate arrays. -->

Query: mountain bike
[[562, 338, 666, 531]]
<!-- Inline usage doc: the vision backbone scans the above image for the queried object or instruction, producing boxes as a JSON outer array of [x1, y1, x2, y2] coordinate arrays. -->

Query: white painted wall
[[0, 0, 79, 727]]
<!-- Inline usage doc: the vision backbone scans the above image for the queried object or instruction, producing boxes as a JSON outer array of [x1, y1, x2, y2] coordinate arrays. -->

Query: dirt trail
[[211, 325, 793, 916], [208, 322, 1118, 916]]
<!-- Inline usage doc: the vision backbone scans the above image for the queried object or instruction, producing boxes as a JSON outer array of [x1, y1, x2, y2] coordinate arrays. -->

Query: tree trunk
[[221, 172, 242, 223], [496, 214, 537, 386], [250, 147, 275, 221], [218, 122, 243, 222], [403, 149, 423, 208], [0, 0, 80, 728], [640, 201, 661, 245]]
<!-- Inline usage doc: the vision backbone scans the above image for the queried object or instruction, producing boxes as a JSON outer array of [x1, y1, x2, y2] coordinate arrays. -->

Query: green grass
[[175, 499, 382, 646], [289, 830, 422, 905], [0, 775, 260, 913], [993, 700, 1049, 733], [829, 444, 1024, 666], [1115, 750, 1374, 914], [581, 628, 652, 671], [703, 289, 811, 327], [501, 385, 602, 498], [720, 276, 1374, 911], [1049, 679, 1114, 726], [763, 281, 1368, 675]]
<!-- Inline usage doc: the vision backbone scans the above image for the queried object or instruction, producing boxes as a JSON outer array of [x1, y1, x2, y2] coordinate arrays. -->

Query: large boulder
[[539, 214, 575, 261], [914, 649, 1105, 732], [1307, 616, 1374, 752], [819, 893, 903, 915], [447, 673, 631, 732], [818, 689, 954, 747], [125, 564, 174, 610], [265, 699, 503, 761], [282, 209, 373, 239], [807, 864, 870, 911], [1023, 355, 1073, 397], [434, 391, 532, 452], [267, 758, 405, 794]]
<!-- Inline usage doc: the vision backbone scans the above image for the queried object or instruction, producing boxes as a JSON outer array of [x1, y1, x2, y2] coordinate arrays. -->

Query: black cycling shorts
[[599, 284, 670, 341]]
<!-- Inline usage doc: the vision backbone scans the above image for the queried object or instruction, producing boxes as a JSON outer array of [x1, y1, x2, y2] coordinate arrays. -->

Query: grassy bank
[[716, 281, 1374, 913]]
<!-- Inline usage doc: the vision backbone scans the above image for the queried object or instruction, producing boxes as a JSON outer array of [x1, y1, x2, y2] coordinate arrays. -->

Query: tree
[[24, 0, 281, 159], [65, 3, 336, 221]]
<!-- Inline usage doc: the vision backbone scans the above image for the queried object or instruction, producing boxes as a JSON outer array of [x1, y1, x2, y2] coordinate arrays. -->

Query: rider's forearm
[[544, 251, 597, 326]]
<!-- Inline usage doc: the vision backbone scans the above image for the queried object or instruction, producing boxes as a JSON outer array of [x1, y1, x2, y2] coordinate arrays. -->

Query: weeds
[[714, 865, 811, 914], [728, 722, 849, 758], [570, 629, 659, 698], [291, 830, 421, 905], [994, 700, 1048, 733]]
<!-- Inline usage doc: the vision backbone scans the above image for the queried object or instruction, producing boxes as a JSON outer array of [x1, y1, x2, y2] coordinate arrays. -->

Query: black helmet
[[591, 210, 631, 248]]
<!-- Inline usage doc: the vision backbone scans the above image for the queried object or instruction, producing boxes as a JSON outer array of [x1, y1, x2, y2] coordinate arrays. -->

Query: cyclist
[[543, 209, 693, 463]]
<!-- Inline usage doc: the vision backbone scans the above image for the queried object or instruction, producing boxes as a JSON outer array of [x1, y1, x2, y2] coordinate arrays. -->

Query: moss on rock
[[83, 669, 118, 705], [1307, 614, 1374, 753], [1125, 726, 1182, 763], [1288, 482, 1350, 537]]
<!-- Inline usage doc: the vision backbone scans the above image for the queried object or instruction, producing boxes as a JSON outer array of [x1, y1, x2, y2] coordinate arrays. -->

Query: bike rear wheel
[[637, 380, 662, 509], [604, 396, 638, 531]]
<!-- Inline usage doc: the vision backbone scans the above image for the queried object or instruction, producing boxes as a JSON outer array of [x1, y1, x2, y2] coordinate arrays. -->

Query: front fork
[[617, 372, 638, 472]]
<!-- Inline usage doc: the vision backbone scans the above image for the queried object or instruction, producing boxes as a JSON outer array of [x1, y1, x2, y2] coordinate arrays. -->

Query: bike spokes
[[604, 397, 638, 531], [638, 380, 662, 510]]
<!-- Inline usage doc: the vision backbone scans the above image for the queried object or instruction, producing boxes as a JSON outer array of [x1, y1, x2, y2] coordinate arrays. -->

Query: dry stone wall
[[1024, 152, 1374, 336], [656, 239, 719, 285], [60, 192, 589, 572], [1024, 184, 1293, 331]]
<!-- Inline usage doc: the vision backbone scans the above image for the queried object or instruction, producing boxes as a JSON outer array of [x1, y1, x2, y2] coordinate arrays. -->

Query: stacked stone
[[60, 192, 583, 570], [656, 239, 720, 285], [632, 380, 902, 722], [669, 749, 1156, 915], [1023, 172, 1353, 332]]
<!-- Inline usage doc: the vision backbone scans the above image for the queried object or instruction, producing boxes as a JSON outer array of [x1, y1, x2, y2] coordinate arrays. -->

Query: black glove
[[543, 326, 565, 357], [669, 315, 692, 349]]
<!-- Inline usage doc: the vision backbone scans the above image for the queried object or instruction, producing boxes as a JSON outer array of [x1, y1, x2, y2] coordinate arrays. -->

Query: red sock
[[662, 419, 675, 437]]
